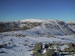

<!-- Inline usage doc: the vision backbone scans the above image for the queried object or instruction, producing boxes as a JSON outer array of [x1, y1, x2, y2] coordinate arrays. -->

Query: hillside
[[0, 19, 75, 36], [0, 19, 75, 56]]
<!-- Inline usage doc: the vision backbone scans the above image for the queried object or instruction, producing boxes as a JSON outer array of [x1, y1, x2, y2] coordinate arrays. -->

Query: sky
[[0, 0, 75, 22]]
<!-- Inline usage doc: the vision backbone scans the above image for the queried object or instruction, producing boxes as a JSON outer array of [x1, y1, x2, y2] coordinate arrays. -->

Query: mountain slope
[[1, 19, 75, 36], [0, 19, 75, 56], [21, 20, 75, 36]]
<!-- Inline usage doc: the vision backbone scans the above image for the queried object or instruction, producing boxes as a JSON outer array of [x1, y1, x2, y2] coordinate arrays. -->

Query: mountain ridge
[[0, 19, 75, 36]]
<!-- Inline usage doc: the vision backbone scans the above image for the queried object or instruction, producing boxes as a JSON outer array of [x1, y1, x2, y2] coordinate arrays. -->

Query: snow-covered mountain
[[0, 19, 75, 56], [0, 19, 75, 36], [20, 19, 45, 22], [22, 20, 75, 36]]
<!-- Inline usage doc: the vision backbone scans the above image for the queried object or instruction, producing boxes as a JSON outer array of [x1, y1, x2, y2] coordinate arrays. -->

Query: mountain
[[22, 20, 75, 36], [0, 19, 75, 36], [0, 19, 75, 56], [20, 19, 45, 22]]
